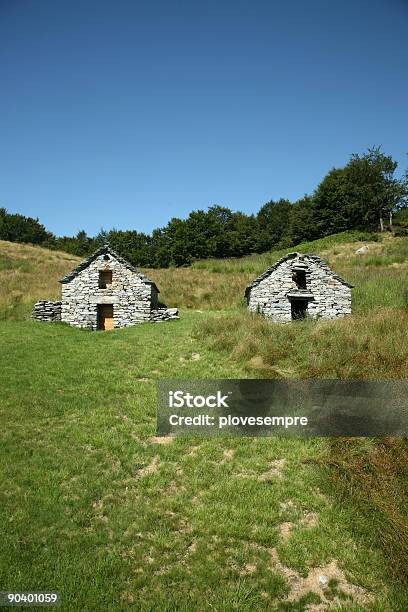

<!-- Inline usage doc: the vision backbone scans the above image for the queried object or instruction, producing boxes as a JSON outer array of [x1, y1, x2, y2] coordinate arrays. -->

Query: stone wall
[[61, 252, 155, 329], [247, 253, 352, 322], [150, 308, 179, 322], [32, 300, 62, 322]]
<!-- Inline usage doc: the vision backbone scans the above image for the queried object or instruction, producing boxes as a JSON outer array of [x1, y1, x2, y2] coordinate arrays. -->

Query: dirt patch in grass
[[268, 549, 374, 608], [220, 448, 235, 463], [247, 355, 270, 370], [148, 436, 175, 445], [188, 445, 201, 456], [136, 455, 160, 477], [280, 500, 296, 511], [279, 522, 294, 540], [239, 562, 257, 576], [279, 512, 318, 541], [301, 511, 318, 529], [235, 459, 286, 481], [259, 459, 285, 480]]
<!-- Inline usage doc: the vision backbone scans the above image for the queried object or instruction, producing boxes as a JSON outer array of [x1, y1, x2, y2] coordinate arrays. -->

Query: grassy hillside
[[147, 231, 408, 311], [0, 240, 80, 320], [1, 230, 407, 315], [0, 232, 407, 610]]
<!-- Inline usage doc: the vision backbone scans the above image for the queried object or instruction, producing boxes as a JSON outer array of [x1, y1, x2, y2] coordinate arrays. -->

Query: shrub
[[393, 227, 408, 237]]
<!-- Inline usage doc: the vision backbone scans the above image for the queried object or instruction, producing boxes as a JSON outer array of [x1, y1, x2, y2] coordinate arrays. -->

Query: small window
[[292, 270, 307, 289], [99, 270, 112, 289]]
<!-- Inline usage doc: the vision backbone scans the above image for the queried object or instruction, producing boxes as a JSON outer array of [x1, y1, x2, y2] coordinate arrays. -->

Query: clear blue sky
[[1, 0, 407, 237]]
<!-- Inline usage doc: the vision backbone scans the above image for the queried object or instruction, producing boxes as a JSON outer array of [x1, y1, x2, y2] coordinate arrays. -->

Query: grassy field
[[0, 233, 407, 610], [1, 231, 407, 315]]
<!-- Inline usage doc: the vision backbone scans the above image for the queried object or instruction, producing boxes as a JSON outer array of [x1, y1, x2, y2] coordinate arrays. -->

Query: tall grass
[[323, 437, 408, 587], [193, 305, 408, 586], [340, 268, 408, 312], [143, 267, 252, 310], [193, 308, 408, 379], [0, 241, 80, 320]]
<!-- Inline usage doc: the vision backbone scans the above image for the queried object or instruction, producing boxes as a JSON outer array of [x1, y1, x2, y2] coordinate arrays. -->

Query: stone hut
[[32, 244, 178, 329], [245, 253, 353, 322]]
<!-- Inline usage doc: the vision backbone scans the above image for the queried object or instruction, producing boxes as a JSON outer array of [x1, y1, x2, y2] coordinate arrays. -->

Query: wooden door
[[98, 304, 114, 330]]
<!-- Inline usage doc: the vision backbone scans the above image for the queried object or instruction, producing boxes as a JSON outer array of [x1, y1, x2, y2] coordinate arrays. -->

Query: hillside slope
[[0, 240, 80, 320], [1, 230, 407, 317]]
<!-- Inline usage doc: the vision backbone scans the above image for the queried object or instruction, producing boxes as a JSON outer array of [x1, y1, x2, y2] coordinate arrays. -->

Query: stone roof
[[245, 252, 353, 296], [59, 244, 159, 292]]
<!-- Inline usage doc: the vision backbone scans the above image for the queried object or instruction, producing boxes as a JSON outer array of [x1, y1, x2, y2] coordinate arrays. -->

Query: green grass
[[193, 308, 408, 380], [0, 254, 33, 272], [0, 314, 406, 610], [191, 231, 382, 274], [345, 269, 408, 311], [0, 235, 408, 610]]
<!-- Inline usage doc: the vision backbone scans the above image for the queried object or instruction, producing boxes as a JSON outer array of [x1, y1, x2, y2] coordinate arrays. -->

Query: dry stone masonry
[[245, 252, 353, 322], [32, 244, 179, 330], [150, 308, 179, 322], [32, 300, 61, 322]]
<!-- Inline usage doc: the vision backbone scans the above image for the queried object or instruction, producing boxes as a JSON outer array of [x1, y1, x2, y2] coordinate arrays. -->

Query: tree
[[288, 196, 320, 244], [0, 207, 53, 245], [93, 228, 110, 248], [106, 229, 152, 267], [313, 147, 407, 234], [346, 147, 406, 230], [257, 199, 292, 250], [224, 212, 259, 257], [53, 230, 93, 256], [151, 218, 193, 267], [313, 167, 353, 235]]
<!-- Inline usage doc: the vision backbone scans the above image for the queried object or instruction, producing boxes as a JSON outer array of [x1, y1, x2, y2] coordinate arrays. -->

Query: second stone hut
[[245, 252, 353, 322]]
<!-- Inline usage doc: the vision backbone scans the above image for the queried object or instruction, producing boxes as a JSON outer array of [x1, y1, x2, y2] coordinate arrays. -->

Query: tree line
[[1, 147, 407, 267]]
